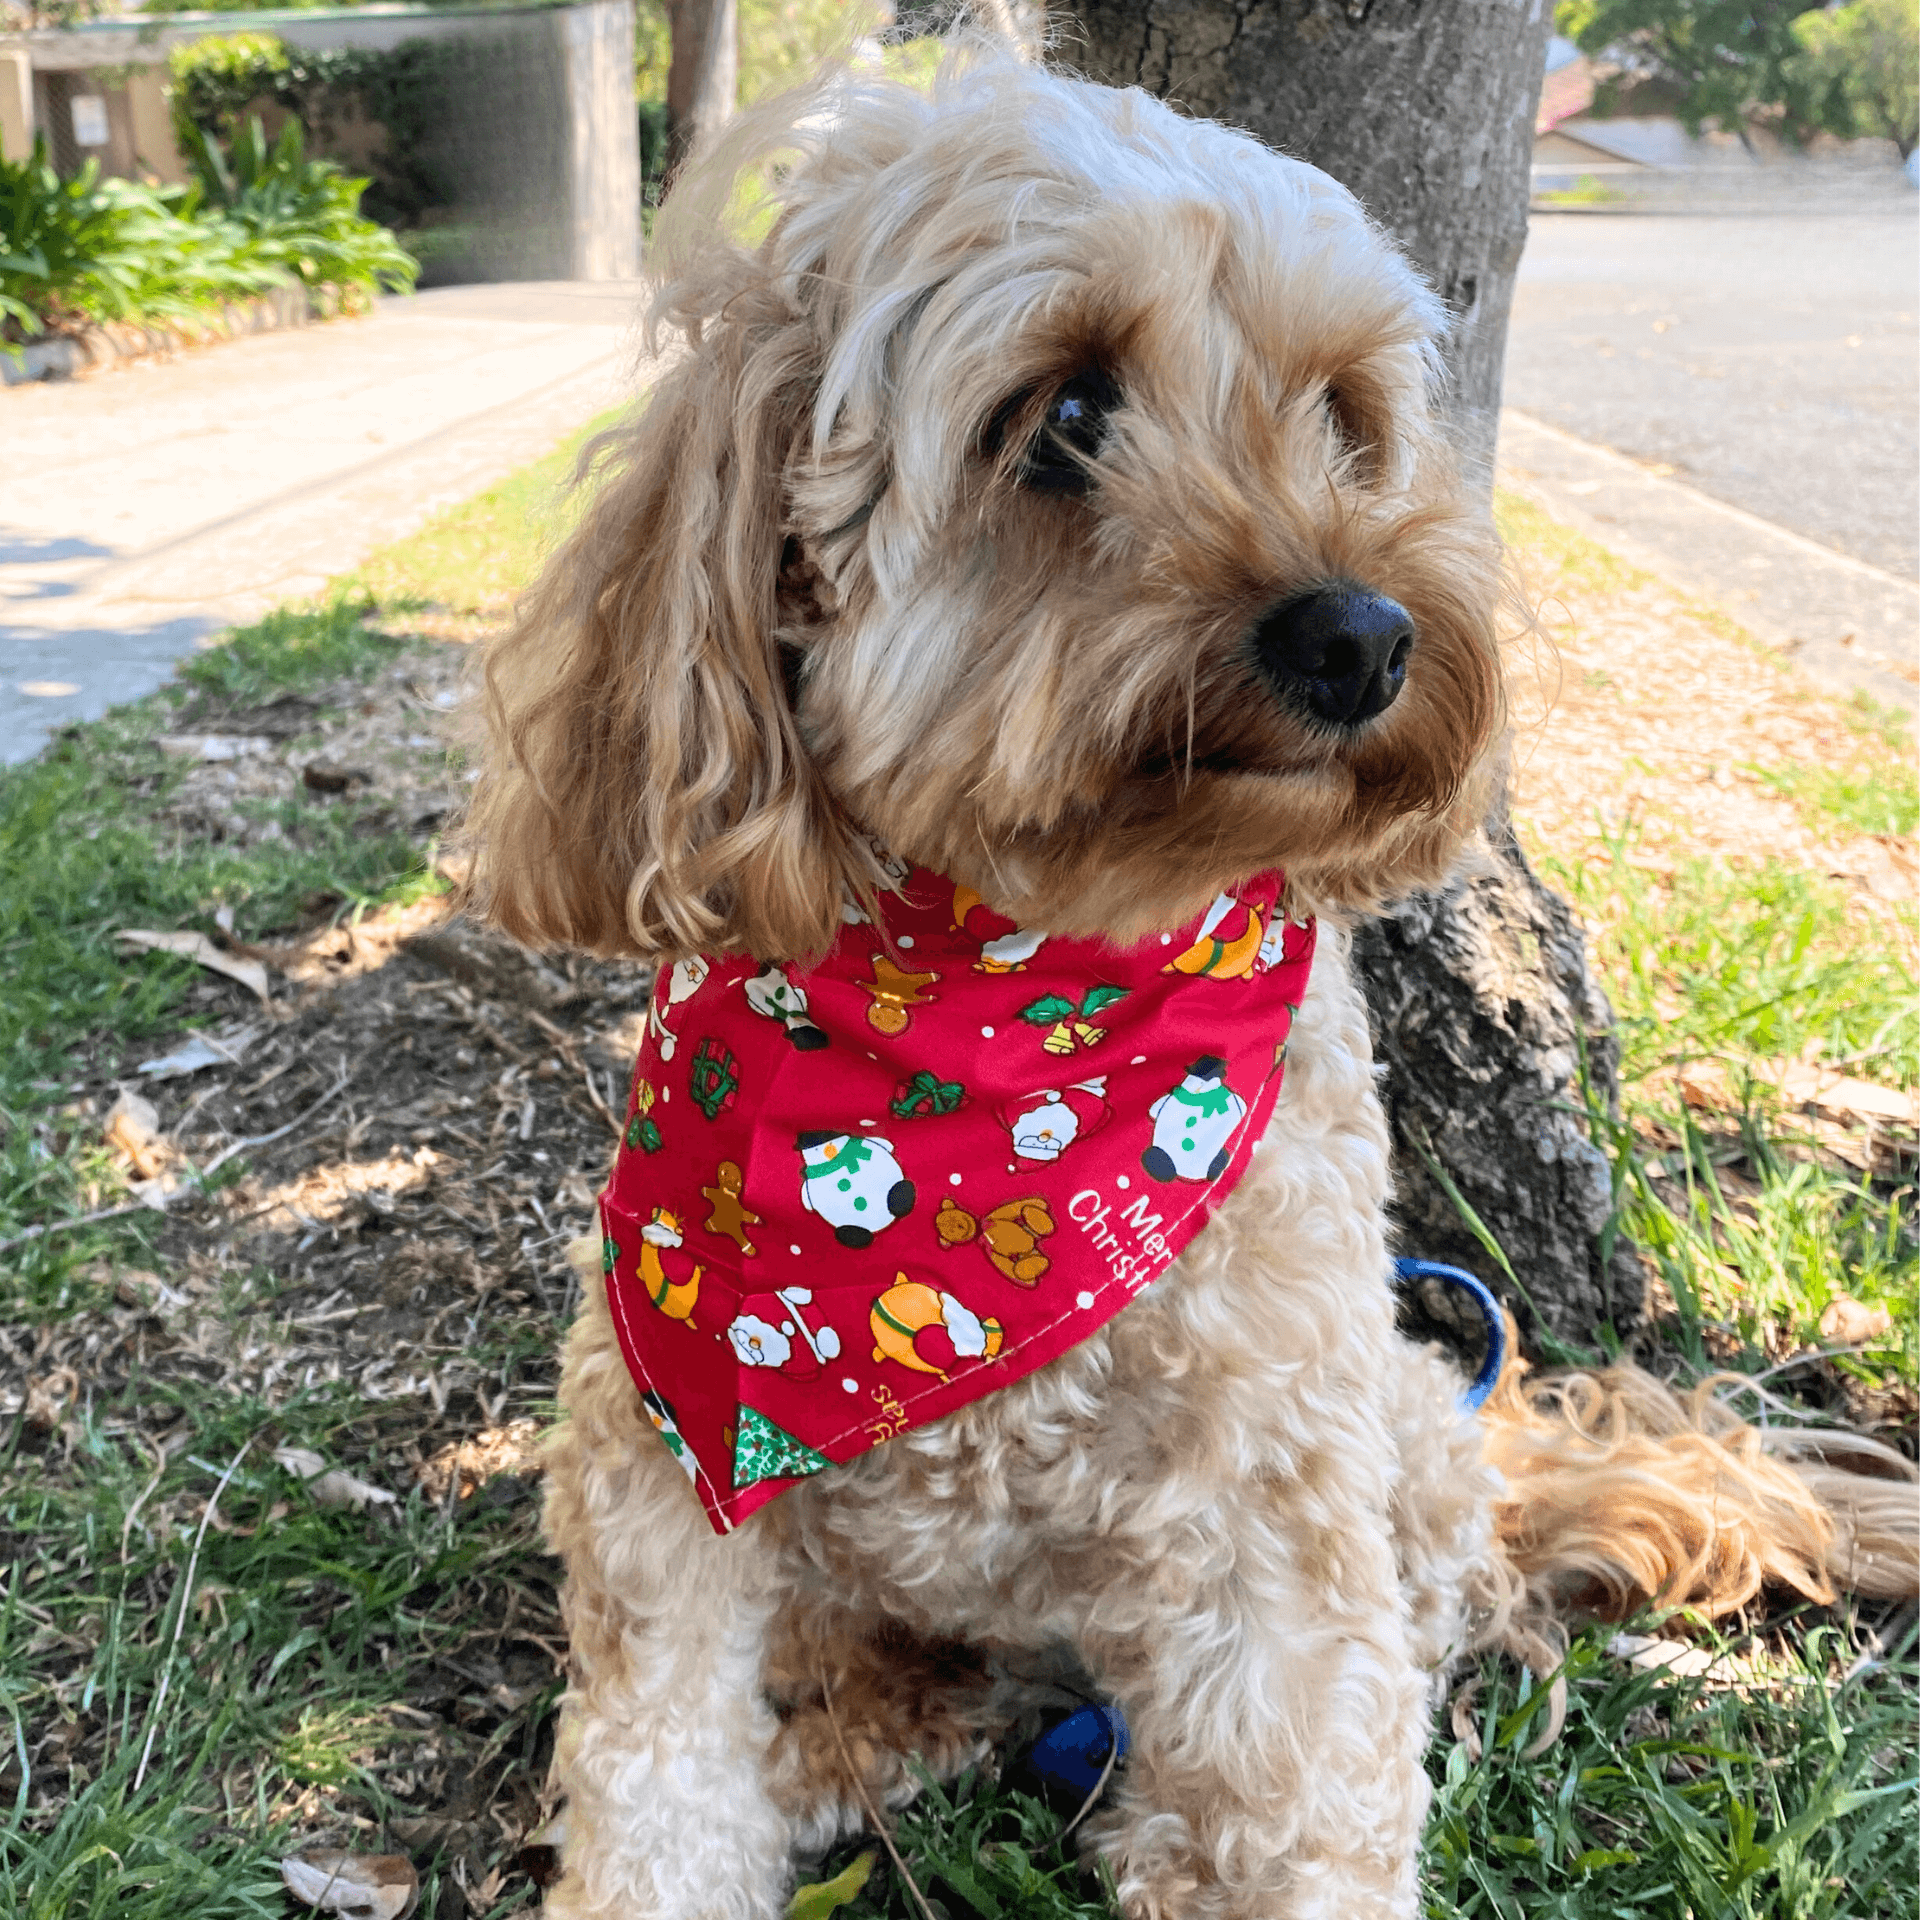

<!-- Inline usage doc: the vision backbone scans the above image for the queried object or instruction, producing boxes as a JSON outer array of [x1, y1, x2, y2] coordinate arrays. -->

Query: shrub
[[0, 120, 414, 346], [179, 116, 418, 298], [1790, 0, 1920, 157], [0, 139, 260, 338]]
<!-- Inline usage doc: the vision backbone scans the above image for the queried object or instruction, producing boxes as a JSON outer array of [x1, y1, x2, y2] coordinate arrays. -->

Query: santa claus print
[[725, 1287, 844, 1381], [996, 1077, 1111, 1165]]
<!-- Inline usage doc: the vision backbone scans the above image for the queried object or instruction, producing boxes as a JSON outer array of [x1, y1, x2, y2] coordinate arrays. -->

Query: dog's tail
[[1479, 1350, 1917, 1619], [1459, 1346, 1917, 1746]]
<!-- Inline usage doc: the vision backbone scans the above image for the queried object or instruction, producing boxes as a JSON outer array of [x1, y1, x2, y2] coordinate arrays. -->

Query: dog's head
[[468, 51, 1503, 960]]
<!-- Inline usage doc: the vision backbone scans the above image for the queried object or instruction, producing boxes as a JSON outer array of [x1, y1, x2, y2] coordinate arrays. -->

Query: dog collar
[[599, 865, 1315, 1532]]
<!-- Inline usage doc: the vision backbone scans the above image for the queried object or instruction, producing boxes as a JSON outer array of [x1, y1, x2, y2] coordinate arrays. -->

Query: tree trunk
[[1066, 0, 1647, 1345], [666, 0, 738, 174]]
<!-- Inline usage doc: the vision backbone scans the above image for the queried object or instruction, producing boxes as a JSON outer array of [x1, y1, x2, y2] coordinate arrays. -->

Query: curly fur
[[467, 43, 1916, 1920]]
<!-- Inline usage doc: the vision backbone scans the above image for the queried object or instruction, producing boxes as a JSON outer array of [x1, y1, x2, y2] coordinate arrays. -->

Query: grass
[[1535, 824, 1916, 1386], [1421, 1621, 1918, 1919], [0, 1384, 555, 1920], [352, 409, 616, 620], [2, 433, 1914, 1919], [1747, 759, 1920, 840]]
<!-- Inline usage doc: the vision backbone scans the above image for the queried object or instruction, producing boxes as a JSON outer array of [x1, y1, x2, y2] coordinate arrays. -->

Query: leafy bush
[[0, 121, 413, 346], [0, 140, 264, 338], [179, 116, 418, 297], [1790, 0, 1920, 157], [168, 31, 522, 233]]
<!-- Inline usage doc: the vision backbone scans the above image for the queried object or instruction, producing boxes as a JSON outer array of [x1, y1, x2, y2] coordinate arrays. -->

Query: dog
[[466, 45, 1910, 1920]]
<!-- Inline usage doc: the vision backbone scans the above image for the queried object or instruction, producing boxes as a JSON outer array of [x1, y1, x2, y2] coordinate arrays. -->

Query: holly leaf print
[[1080, 984, 1129, 1017], [1018, 993, 1079, 1027]]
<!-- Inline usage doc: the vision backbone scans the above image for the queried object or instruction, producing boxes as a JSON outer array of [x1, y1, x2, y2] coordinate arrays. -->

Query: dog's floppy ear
[[465, 253, 866, 964]]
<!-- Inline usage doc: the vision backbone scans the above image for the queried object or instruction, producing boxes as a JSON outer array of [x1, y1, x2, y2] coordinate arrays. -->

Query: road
[[0, 283, 647, 764], [1506, 206, 1917, 581], [1501, 202, 1918, 705]]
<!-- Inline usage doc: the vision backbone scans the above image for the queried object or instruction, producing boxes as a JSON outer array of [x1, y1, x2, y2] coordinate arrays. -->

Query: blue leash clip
[[1391, 1257, 1507, 1411]]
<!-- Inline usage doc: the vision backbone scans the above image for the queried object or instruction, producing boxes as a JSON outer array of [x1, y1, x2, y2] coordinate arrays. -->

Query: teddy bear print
[[1142, 1056, 1247, 1183], [796, 1131, 916, 1247], [996, 1077, 1110, 1164], [743, 963, 829, 1051], [934, 1195, 1057, 1287], [725, 1287, 843, 1381]]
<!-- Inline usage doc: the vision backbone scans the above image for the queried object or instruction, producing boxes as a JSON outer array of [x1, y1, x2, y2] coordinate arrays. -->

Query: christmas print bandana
[[599, 865, 1316, 1533]]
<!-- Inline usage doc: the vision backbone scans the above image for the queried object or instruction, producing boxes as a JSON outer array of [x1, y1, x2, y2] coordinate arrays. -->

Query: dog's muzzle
[[1251, 584, 1414, 727]]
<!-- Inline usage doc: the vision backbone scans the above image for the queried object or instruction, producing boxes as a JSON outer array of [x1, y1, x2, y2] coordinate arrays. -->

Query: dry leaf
[[281, 1849, 418, 1919], [116, 929, 272, 1004], [1607, 1633, 1717, 1678], [275, 1447, 398, 1511], [113, 1269, 191, 1314], [1818, 1296, 1895, 1346], [1674, 1056, 1918, 1130], [1791, 1074, 1918, 1128], [1676, 1059, 1735, 1111], [137, 1024, 260, 1080], [156, 733, 274, 761], [104, 1090, 173, 1178]]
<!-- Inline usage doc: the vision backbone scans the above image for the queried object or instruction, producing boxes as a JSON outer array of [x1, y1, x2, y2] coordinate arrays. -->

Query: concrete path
[[1497, 409, 1919, 712], [0, 282, 647, 764]]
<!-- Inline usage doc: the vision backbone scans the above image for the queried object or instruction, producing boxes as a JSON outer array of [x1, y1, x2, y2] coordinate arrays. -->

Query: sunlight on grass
[[1748, 757, 1920, 841], [1538, 827, 1916, 1086], [352, 407, 625, 619]]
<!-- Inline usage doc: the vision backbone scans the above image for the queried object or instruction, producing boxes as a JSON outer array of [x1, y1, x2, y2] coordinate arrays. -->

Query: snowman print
[[1142, 1055, 1247, 1183], [795, 1131, 917, 1248], [743, 963, 829, 1051]]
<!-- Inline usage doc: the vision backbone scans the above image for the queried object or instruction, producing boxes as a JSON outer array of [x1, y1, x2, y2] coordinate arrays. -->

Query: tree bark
[[666, 0, 738, 174], [1066, 0, 1647, 1344]]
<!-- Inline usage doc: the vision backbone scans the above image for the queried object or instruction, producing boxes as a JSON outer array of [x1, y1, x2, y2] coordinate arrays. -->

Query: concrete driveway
[[1501, 204, 1917, 707], [0, 282, 647, 764]]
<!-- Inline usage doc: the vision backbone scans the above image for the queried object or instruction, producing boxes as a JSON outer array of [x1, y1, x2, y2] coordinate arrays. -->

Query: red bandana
[[599, 866, 1316, 1533]]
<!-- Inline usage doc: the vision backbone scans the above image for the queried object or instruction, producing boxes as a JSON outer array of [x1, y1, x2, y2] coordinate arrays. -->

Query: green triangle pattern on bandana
[[732, 1405, 831, 1491]]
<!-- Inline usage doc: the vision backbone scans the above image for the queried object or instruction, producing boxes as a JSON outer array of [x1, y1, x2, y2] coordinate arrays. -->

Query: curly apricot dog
[[468, 46, 1905, 1920]]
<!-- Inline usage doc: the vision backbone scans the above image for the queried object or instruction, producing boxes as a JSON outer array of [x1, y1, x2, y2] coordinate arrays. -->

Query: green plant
[[1790, 0, 1920, 157], [181, 116, 417, 298], [168, 30, 544, 235], [0, 117, 411, 345], [0, 138, 257, 339], [1555, 0, 1827, 141]]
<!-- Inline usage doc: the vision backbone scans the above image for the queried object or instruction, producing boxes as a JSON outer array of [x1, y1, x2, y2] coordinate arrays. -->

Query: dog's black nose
[[1252, 585, 1414, 726]]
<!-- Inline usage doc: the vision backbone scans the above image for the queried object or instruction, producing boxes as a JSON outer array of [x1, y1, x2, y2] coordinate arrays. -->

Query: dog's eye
[[1009, 368, 1123, 496], [1324, 382, 1378, 476]]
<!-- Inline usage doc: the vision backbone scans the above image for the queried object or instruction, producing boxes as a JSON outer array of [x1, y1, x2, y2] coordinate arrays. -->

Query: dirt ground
[[1505, 546, 1915, 915]]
